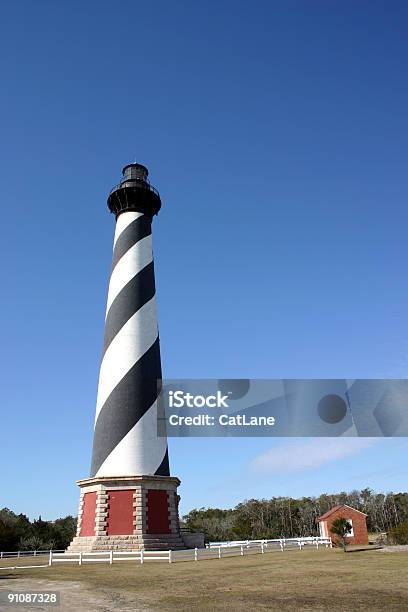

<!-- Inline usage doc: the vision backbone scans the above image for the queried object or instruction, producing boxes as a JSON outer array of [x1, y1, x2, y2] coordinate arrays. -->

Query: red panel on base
[[80, 492, 96, 536], [106, 489, 134, 535], [147, 489, 170, 534]]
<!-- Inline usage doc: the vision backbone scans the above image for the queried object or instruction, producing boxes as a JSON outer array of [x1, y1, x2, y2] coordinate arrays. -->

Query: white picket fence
[[208, 537, 332, 551], [0, 549, 64, 559], [47, 537, 332, 566]]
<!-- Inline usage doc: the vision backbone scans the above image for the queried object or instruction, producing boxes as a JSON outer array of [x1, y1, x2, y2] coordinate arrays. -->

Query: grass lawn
[[1, 548, 408, 610]]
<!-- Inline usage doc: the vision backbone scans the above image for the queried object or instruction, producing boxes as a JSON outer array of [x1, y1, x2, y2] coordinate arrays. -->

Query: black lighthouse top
[[107, 163, 162, 218]]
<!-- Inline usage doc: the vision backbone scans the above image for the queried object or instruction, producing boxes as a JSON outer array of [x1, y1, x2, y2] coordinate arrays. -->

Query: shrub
[[388, 520, 408, 545]]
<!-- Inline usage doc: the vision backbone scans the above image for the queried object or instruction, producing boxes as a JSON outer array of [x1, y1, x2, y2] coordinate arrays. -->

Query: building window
[[345, 518, 354, 537]]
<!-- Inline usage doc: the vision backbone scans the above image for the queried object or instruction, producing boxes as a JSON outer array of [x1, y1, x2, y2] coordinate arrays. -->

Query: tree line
[[2, 487, 408, 551], [0, 508, 76, 551], [182, 488, 408, 542]]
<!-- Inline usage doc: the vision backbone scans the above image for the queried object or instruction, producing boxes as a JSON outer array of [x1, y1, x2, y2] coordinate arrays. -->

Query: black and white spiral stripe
[[90, 211, 169, 478]]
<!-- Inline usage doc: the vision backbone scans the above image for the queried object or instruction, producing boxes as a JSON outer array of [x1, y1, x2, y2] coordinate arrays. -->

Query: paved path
[[376, 545, 408, 553]]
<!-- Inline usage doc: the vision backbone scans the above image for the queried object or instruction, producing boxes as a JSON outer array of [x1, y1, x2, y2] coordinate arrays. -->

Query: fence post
[[109, 550, 113, 565], [169, 550, 172, 564], [34, 550, 37, 557], [194, 548, 198, 561], [240, 545, 244, 556], [280, 540, 283, 552], [261, 543, 264, 554], [0, 552, 3, 559], [298, 541, 302, 551], [79, 552, 82, 566], [140, 550, 144, 565], [218, 546, 221, 559], [17, 551, 20, 558], [49, 551, 53, 566]]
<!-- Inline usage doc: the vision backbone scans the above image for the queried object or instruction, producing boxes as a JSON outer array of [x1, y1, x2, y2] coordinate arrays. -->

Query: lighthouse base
[[67, 475, 184, 552]]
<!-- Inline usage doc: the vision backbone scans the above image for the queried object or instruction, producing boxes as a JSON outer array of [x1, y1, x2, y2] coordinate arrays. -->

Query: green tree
[[52, 516, 77, 549], [182, 507, 234, 543], [0, 509, 77, 552], [330, 517, 352, 551], [0, 509, 32, 551]]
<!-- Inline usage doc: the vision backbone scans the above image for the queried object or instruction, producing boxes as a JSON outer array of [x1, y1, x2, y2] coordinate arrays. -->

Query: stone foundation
[[180, 531, 205, 549], [68, 475, 184, 552]]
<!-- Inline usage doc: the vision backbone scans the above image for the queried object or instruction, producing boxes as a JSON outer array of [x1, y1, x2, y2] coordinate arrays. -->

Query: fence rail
[[1, 538, 332, 568], [208, 537, 332, 551], [46, 537, 332, 567], [0, 550, 64, 559]]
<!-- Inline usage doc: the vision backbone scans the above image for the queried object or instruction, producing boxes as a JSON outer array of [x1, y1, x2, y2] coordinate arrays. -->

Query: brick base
[[68, 475, 184, 552]]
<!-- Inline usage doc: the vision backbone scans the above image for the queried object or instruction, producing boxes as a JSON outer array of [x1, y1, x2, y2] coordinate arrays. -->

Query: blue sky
[[1, 1, 408, 519]]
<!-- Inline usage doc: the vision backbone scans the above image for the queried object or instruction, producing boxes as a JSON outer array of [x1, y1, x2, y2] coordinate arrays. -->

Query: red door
[[106, 490, 134, 535], [80, 492, 96, 536], [147, 490, 170, 534]]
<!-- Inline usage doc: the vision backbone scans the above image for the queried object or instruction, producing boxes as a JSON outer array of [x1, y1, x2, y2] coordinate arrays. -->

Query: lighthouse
[[68, 163, 183, 552]]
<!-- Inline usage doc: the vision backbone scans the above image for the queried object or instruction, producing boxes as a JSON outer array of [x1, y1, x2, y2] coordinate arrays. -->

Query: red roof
[[317, 504, 367, 521]]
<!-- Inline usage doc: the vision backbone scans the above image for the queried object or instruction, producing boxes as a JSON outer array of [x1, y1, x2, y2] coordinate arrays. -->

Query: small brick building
[[317, 504, 368, 545]]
